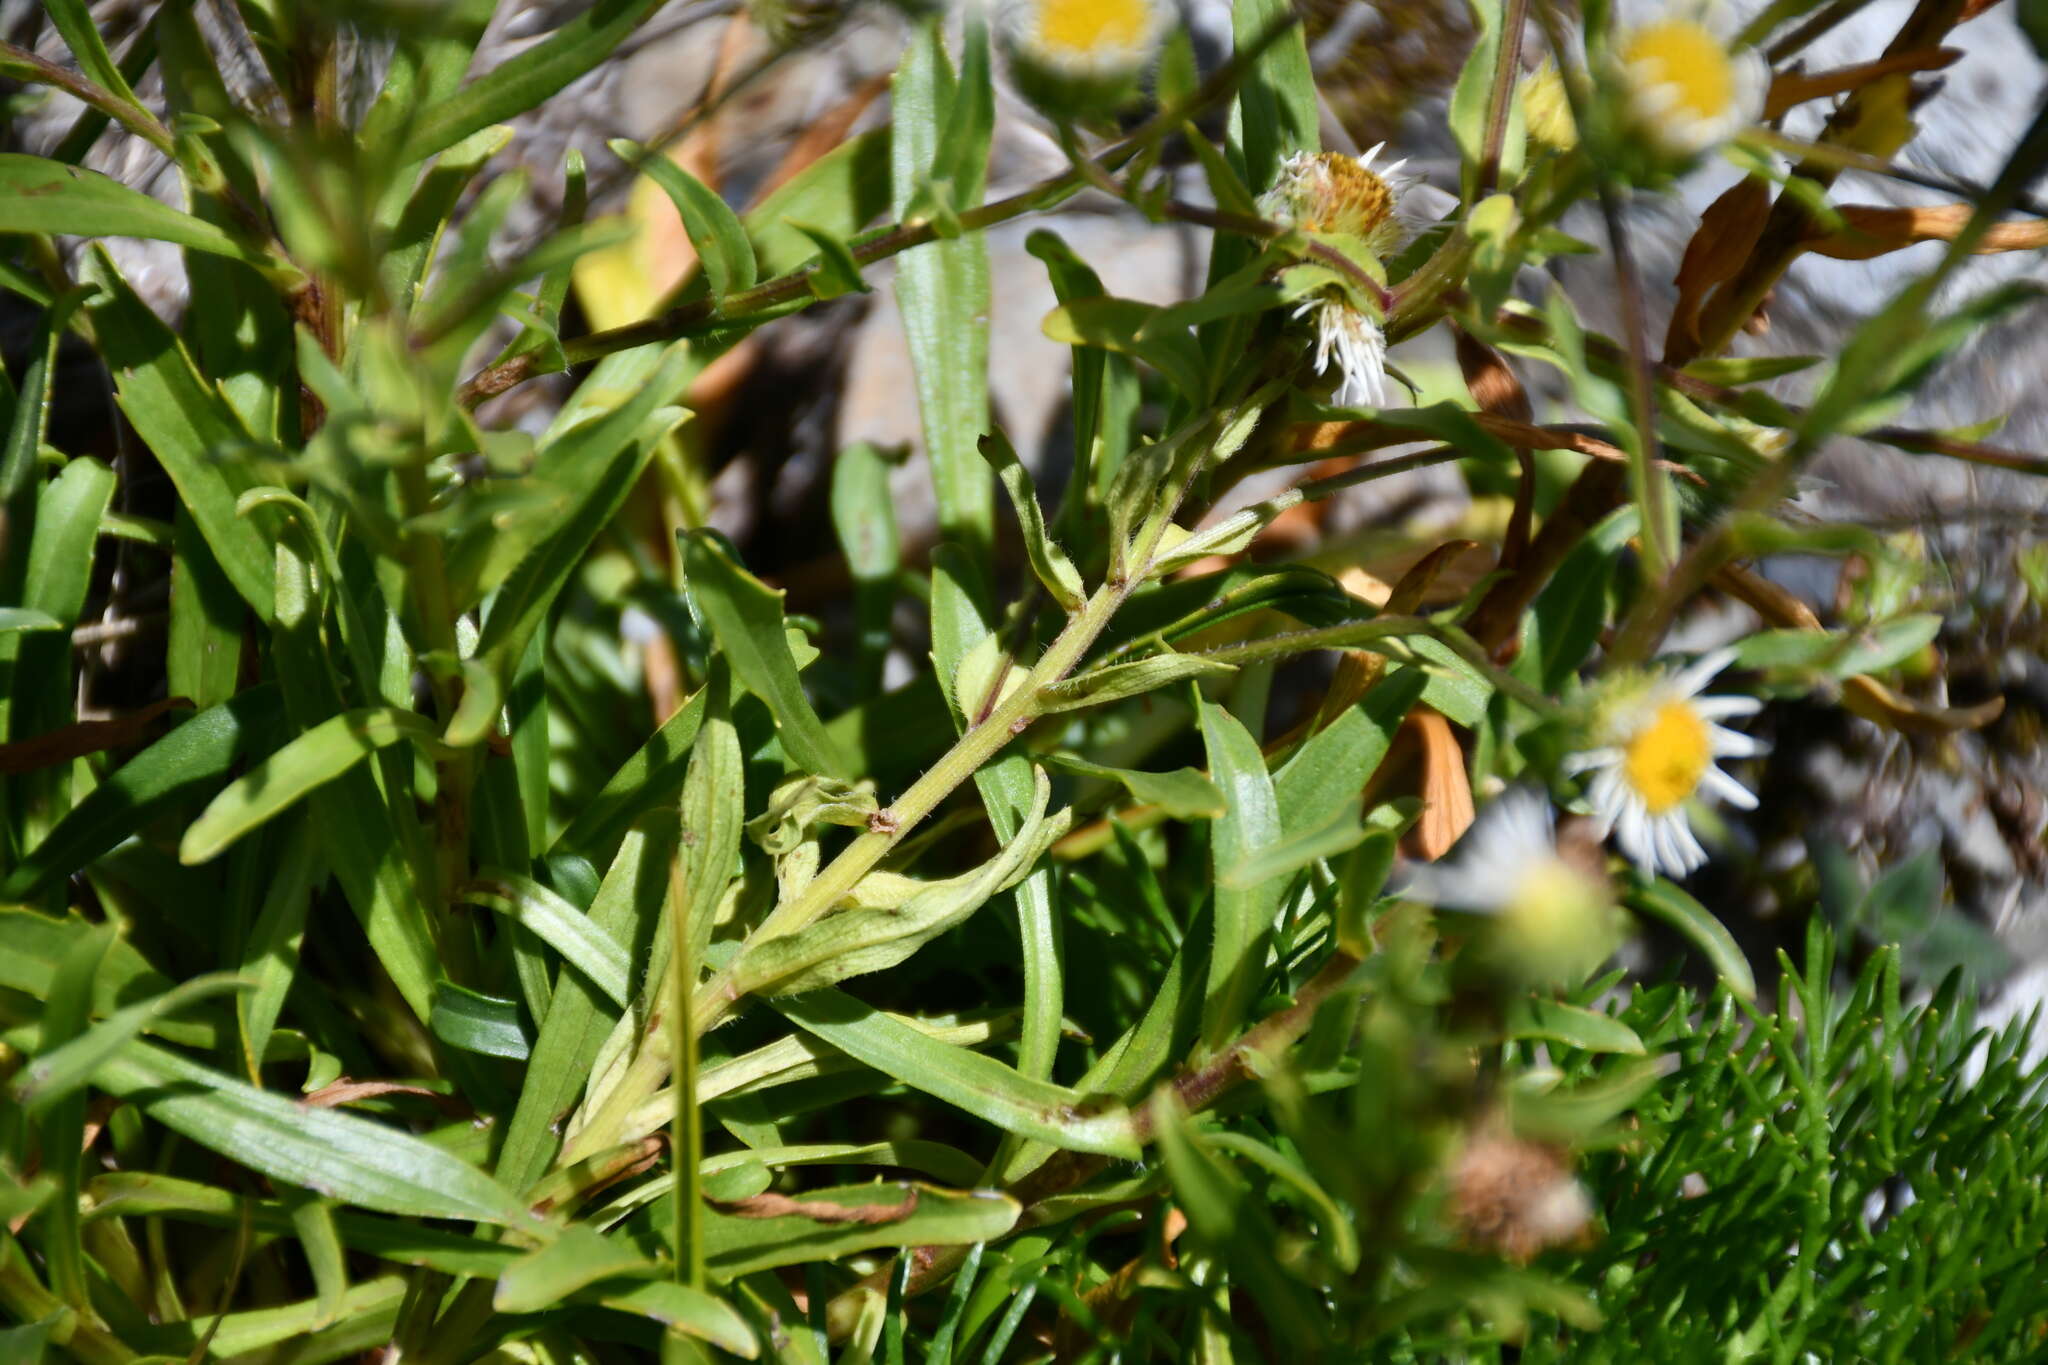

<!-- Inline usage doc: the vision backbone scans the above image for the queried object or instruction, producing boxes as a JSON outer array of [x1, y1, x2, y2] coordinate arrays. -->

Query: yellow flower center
[[1034, 0, 1153, 57], [1503, 859, 1600, 933], [1622, 20, 1738, 122], [1497, 857, 1616, 986], [1623, 700, 1712, 814], [1300, 153, 1394, 239]]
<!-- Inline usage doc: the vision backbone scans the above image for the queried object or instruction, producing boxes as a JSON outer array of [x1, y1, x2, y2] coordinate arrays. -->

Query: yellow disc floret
[[1033, 0, 1155, 60], [1262, 151, 1405, 254], [1622, 20, 1739, 124], [1623, 700, 1712, 814], [1312, 153, 1395, 239]]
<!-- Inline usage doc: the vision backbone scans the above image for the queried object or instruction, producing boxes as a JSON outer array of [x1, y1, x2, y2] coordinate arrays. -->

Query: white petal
[[1670, 817, 1709, 875], [1701, 766, 1759, 810], [1407, 865, 1503, 911], [1587, 768, 1628, 832], [1642, 813, 1674, 877], [1730, 45, 1771, 124], [1670, 647, 1738, 699], [1562, 747, 1622, 777], [1709, 726, 1767, 758], [1693, 694, 1761, 721], [1614, 799, 1652, 868], [1658, 813, 1707, 877]]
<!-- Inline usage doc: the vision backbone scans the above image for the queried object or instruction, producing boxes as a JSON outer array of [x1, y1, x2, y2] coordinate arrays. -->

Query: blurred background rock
[[4, 0, 2044, 1012]]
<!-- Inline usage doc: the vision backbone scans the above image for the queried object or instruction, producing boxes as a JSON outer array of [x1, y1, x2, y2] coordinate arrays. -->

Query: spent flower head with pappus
[[994, 0, 1172, 118], [1564, 648, 1766, 880], [1258, 144, 1417, 408]]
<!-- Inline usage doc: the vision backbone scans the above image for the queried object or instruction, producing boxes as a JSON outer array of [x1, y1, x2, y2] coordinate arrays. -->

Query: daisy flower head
[[1564, 648, 1766, 880], [1408, 786, 1620, 987], [997, 0, 1171, 116], [1611, 3, 1768, 163], [1258, 146, 1414, 410]]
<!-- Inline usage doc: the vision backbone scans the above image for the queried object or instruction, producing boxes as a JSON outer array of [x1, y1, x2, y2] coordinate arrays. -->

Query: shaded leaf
[[683, 530, 849, 779]]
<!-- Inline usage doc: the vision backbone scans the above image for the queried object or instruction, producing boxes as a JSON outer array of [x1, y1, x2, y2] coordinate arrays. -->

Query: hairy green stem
[[564, 398, 1255, 1162]]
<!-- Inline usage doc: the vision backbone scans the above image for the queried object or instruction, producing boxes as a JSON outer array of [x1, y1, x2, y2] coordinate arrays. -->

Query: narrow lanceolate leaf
[[832, 441, 901, 696], [33, 922, 112, 1303], [43, 0, 147, 109], [91, 1041, 528, 1224], [0, 608, 60, 633], [1037, 654, 1236, 714], [598, 1280, 760, 1356], [980, 431, 1085, 611], [1199, 700, 1284, 1053], [892, 18, 995, 561], [0, 908, 219, 1049], [1272, 671, 1426, 838], [431, 982, 531, 1060], [180, 708, 442, 864], [2, 687, 283, 899], [1506, 996, 1647, 1056], [4, 457, 114, 786], [167, 508, 247, 712], [1218, 810, 1367, 891], [610, 139, 758, 302], [551, 686, 706, 861], [1, 291, 90, 587], [460, 873, 632, 1008], [82, 250, 275, 618], [495, 1223, 656, 1312], [739, 770, 1063, 997], [0, 157, 294, 283], [1042, 754, 1227, 820], [1627, 880, 1758, 999], [89, 1173, 524, 1278], [476, 345, 693, 664], [771, 989, 1140, 1158], [286, 1192, 350, 1329], [11, 973, 250, 1112], [499, 828, 673, 1194], [397, 0, 665, 164], [239, 813, 319, 1079], [1041, 297, 1210, 404], [1231, 0, 1320, 191], [683, 531, 849, 779], [266, 530, 438, 1026]]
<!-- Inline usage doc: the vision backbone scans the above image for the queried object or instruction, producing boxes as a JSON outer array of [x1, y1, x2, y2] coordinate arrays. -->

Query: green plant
[[3, 0, 2046, 1361]]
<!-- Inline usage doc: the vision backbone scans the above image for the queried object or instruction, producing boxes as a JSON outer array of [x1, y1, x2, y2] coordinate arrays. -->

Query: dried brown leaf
[[0, 697, 191, 774], [1763, 48, 1961, 120], [1663, 177, 1772, 361], [1805, 202, 2048, 259], [1410, 708, 1474, 862]]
